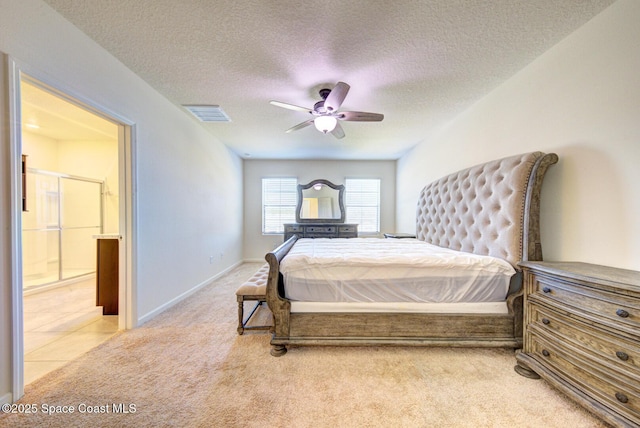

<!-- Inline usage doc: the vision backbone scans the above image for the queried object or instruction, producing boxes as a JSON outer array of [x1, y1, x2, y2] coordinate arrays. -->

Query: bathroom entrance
[[17, 76, 126, 386]]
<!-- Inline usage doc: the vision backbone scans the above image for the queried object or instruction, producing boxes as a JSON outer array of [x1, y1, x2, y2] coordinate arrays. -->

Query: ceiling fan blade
[[338, 111, 384, 122], [331, 122, 345, 139], [270, 100, 313, 114], [285, 119, 314, 133], [324, 82, 350, 112]]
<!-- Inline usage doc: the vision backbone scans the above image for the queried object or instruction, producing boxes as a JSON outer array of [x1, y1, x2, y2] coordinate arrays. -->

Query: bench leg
[[237, 300, 245, 335], [237, 299, 270, 335]]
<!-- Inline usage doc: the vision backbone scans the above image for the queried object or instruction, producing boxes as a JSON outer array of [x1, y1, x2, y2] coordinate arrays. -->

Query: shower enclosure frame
[[22, 167, 105, 290]]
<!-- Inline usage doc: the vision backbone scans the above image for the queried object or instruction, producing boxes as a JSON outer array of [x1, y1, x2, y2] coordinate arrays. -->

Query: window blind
[[345, 178, 380, 233], [262, 178, 297, 234]]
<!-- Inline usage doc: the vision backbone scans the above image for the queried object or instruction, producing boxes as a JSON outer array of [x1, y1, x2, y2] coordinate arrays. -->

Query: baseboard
[[0, 392, 12, 405], [137, 261, 242, 326]]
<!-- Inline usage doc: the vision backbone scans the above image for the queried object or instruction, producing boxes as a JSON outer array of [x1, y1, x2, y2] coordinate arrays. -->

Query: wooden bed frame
[[265, 152, 558, 356]]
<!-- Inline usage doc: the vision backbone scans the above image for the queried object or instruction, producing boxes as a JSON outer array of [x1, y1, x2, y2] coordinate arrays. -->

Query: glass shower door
[[22, 173, 60, 287], [22, 170, 103, 289], [60, 177, 102, 280]]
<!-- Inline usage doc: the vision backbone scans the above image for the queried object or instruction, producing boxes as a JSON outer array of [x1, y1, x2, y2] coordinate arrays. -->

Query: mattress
[[280, 238, 516, 304]]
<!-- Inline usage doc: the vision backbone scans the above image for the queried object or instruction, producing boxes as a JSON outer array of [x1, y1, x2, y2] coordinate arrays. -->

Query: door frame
[[7, 56, 136, 400]]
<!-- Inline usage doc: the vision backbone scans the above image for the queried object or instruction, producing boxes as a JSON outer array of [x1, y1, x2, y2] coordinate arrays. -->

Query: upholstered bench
[[235, 263, 272, 335]]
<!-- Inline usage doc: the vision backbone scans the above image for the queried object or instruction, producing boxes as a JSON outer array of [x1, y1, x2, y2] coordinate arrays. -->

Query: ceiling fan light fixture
[[271, 82, 383, 139], [314, 115, 337, 134]]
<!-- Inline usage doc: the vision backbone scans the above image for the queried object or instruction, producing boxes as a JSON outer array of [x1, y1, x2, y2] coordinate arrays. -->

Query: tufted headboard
[[416, 152, 558, 268]]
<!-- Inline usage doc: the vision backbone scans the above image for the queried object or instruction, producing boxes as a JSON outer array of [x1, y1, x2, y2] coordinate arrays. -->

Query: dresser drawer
[[528, 303, 640, 373], [304, 233, 332, 239], [305, 226, 336, 234], [338, 225, 358, 238], [285, 225, 303, 232], [531, 274, 640, 335], [530, 331, 640, 423]]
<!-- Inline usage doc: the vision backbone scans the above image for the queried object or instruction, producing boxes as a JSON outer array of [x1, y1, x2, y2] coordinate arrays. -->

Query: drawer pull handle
[[616, 309, 630, 318], [616, 351, 629, 361], [542, 349, 550, 357], [615, 392, 629, 403], [541, 318, 550, 325], [542, 287, 552, 293]]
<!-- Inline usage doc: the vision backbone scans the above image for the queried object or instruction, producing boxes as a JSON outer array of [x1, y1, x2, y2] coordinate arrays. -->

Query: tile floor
[[23, 277, 118, 385]]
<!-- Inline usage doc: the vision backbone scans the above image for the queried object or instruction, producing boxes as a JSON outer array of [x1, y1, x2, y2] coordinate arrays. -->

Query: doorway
[[20, 79, 119, 384], [9, 67, 134, 399]]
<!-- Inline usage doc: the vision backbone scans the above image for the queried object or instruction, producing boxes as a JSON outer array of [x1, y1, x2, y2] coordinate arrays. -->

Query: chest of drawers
[[515, 262, 640, 428], [283, 223, 358, 241]]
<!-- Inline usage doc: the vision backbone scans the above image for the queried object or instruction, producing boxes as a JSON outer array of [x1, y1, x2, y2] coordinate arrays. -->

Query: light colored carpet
[[1, 262, 607, 427]]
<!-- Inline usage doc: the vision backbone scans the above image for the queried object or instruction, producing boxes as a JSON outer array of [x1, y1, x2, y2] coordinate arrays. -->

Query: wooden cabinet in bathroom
[[95, 236, 119, 315]]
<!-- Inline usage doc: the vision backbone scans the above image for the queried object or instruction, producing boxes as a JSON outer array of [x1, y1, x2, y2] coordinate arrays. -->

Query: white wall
[[397, 0, 639, 271], [243, 159, 396, 260], [21, 132, 59, 170], [0, 0, 243, 402]]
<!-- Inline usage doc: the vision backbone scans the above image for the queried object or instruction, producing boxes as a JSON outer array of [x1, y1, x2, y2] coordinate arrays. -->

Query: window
[[262, 178, 297, 234], [345, 178, 380, 233]]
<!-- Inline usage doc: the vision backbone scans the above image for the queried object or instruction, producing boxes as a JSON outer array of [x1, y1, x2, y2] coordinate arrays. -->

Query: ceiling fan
[[270, 82, 383, 139]]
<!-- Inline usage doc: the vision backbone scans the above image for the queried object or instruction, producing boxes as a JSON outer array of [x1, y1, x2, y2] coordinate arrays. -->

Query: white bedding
[[280, 238, 516, 304]]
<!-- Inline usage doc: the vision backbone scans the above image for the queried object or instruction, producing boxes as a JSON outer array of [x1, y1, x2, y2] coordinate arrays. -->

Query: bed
[[265, 151, 558, 356]]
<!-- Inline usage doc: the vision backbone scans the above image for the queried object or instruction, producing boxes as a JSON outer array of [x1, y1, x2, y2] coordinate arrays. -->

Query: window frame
[[344, 177, 381, 234], [261, 177, 298, 235]]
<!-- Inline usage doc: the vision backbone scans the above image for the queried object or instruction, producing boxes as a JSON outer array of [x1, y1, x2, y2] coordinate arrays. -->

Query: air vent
[[183, 105, 231, 122]]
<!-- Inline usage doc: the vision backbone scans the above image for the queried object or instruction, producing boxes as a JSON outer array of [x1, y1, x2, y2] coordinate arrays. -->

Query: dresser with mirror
[[283, 179, 358, 240]]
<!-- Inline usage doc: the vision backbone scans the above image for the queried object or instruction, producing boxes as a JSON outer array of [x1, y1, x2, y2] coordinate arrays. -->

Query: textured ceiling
[[43, 0, 614, 160]]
